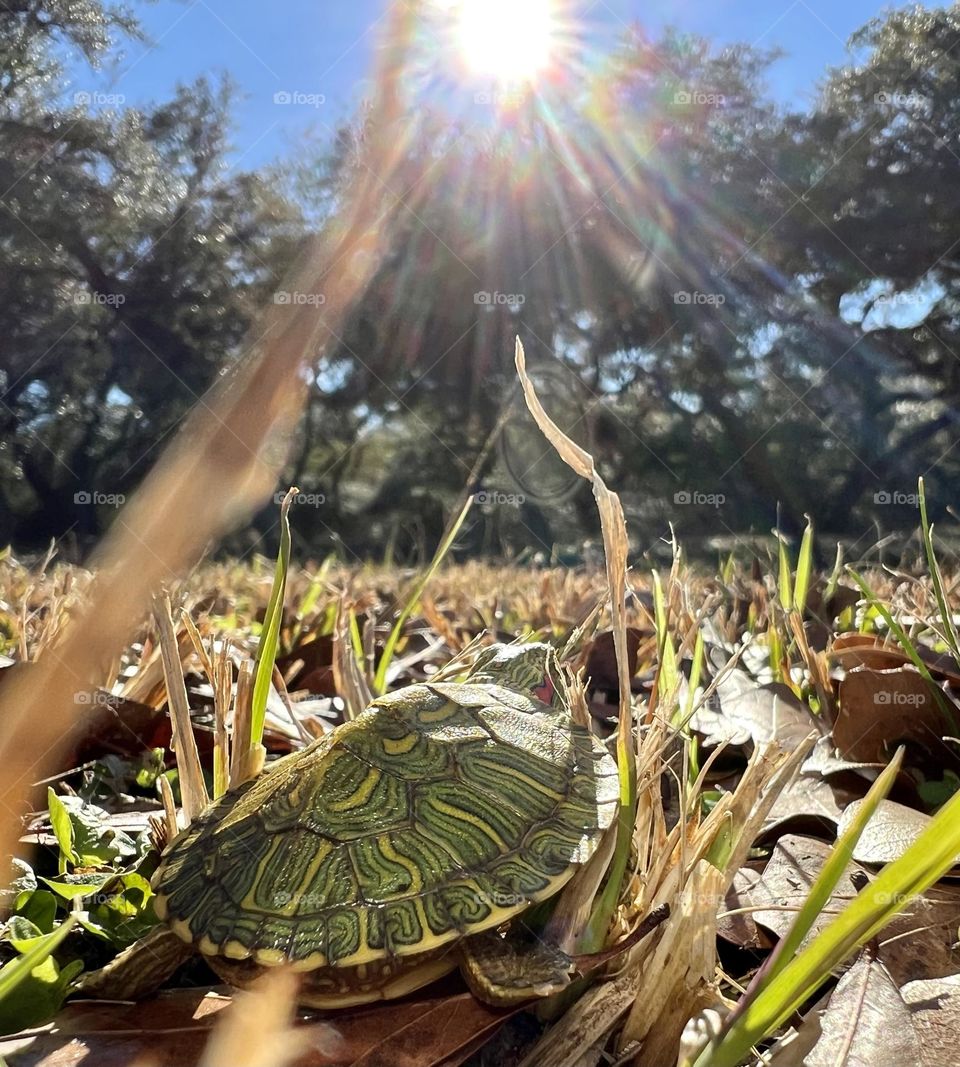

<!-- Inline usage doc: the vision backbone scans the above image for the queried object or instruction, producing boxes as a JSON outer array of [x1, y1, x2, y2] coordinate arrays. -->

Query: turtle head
[[468, 642, 564, 708]]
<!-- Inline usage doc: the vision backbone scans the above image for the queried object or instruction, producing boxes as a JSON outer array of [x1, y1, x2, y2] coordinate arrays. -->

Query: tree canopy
[[2, 2, 958, 560]]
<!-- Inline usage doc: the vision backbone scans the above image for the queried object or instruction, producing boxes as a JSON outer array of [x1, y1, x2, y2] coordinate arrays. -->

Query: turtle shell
[[152, 679, 619, 971]]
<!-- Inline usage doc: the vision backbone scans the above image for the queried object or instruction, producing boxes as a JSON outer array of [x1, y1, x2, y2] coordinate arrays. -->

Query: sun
[[454, 0, 558, 83]]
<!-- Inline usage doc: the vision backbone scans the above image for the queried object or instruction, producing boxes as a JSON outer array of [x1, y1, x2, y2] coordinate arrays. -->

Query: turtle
[[81, 642, 627, 1008]]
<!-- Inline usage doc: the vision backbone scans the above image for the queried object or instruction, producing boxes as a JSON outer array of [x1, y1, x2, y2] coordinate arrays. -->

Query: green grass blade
[[47, 788, 76, 873], [823, 542, 843, 606], [684, 630, 705, 723], [777, 530, 793, 612], [695, 773, 960, 1067], [249, 488, 296, 747], [793, 517, 814, 616], [372, 497, 472, 695], [759, 747, 903, 990], [918, 477, 960, 666], [652, 571, 679, 697], [0, 915, 77, 1003]]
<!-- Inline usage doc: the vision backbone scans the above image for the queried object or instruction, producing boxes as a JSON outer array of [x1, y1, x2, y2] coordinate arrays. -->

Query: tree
[[0, 2, 301, 547]]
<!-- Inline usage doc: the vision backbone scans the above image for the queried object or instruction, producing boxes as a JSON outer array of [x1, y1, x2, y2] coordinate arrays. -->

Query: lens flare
[[455, 0, 557, 82]]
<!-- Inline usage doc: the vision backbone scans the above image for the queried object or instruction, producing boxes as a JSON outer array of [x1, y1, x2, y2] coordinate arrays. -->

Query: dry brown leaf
[[736, 835, 860, 946], [835, 667, 957, 764], [901, 973, 960, 1067], [837, 798, 945, 866], [690, 667, 823, 752], [831, 634, 960, 685], [276, 635, 335, 697], [0, 989, 517, 1067], [761, 771, 858, 836], [717, 865, 769, 950], [804, 950, 920, 1067], [879, 890, 960, 985], [802, 735, 885, 779], [735, 834, 960, 985]]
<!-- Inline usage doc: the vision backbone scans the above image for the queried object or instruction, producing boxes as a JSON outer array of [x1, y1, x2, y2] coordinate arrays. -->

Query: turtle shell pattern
[[152, 678, 619, 971]]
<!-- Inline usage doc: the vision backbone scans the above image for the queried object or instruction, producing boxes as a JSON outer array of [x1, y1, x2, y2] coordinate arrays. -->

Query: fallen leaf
[[276, 635, 335, 697], [717, 865, 770, 950], [805, 949, 920, 1067], [732, 834, 960, 985], [901, 973, 960, 1067], [802, 735, 885, 780], [835, 667, 958, 765], [761, 772, 858, 836], [831, 634, 960, 685], [837, 798, 960, 867], [742, 835, 861, 945], [0, 987, 516, 1067], [690, 667, 823, 752], [583, 629, 645, 694]]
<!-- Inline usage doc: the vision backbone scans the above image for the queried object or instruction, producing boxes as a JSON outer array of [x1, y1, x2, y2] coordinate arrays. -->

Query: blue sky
[[71, 0, 911, 168]]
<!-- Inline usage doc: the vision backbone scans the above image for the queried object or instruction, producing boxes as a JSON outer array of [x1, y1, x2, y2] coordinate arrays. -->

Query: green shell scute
[[152, 676, 619, 970]]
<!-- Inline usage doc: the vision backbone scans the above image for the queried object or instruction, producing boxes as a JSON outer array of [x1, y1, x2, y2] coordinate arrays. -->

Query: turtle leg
[[458, 931, 577, 1007], [74, 927, 194, 1000], [459, 905, 672, 1007]]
